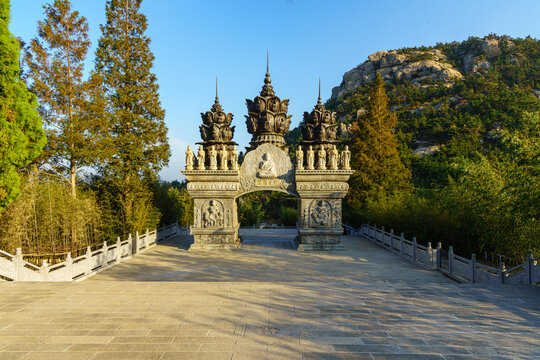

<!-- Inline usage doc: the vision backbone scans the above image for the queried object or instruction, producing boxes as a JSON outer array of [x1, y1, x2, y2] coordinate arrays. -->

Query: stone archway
[[182, 69, 354, 251]]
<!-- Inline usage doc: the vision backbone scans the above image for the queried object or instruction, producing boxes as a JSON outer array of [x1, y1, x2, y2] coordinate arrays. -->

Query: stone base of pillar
[[297, 228, 346, 251], [188, 228, 240, 251]]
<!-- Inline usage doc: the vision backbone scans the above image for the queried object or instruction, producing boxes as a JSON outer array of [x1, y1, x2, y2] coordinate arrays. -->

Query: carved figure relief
[[202, 200, 224, 228], [219, 145, 228, 170], [257, 153, 277, 178], [341, 145, 351, 170], [306, 145, 315, 170], [231, 147, 239, 170], [209, 146, 218, 170], [296, 145, 304, 170], [329, 145, 339, 170], [185, 145, 194, 170], [195, 208, 201, 227], [196, 146, 205, 170], [317, 147, 326, 170], [310, 200, 332, 227]]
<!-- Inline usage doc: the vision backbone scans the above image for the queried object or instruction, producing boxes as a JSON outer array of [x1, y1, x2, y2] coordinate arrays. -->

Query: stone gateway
[[182, 67, 354, 251]]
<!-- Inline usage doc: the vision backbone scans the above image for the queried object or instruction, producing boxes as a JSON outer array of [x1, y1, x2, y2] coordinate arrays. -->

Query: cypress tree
[[347, 73, 412, 208], [0, 0, 46, 210], [25, 0, 103, 198], [93, 0, 170, 234]]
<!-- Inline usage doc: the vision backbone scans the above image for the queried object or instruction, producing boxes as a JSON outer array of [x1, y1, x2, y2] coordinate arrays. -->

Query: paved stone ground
[[0, 232, 539, 359]]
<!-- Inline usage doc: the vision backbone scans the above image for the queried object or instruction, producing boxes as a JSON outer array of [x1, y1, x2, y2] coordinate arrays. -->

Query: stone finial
[[301, 80, 338, 144], [208, 145, 218, 170], [329, 145, 339, 170], [219, 145, 228, 170], [196, 146, 205, 170], [199, 79, 236, 144], [341, 145, 351, 170], [185, 145, 194, 170], [306, 145, 315, 170], [296, 145, 304, 170], [244, 54, 292, 152], [317, 147, 326, 170]]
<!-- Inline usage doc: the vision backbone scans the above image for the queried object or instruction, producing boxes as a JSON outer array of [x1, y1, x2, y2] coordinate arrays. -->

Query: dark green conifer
[[0, 0, 46, 210]]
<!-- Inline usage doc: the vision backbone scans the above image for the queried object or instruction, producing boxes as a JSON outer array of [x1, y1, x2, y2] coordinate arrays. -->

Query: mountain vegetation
[[322, 35, 539, 263]]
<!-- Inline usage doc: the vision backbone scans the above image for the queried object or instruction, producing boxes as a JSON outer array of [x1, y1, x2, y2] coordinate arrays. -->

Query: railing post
[[101, 242, 108, 268], [116, 237, 122, 263], [145, 228, 150, 248], [85, 246, 92, 275], [427, 242, 433, 269], [134, 232, 140, 255], [436, 242, 442, 269], [498, 261, 506, 284], [413, 237, 417, 262], [400, 233, 405, 254], [66, 252, 73, 281], [390, 229, 394, 250], [14, 248, 23, 281], [526, 251, 533, 285], [381, 226, 385, 244], [448, 246, 454, 275], [40, 260, 49, 281], [471, 254, 476, 283]]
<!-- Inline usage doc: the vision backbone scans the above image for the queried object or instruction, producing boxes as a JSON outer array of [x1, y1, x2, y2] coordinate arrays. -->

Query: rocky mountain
[[331, 37, 539, 101], [321, 35, 540, 164]]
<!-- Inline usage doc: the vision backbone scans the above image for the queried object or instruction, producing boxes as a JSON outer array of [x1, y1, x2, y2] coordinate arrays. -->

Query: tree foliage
[[24, 0, 104, 197], [93, 0, 170, 236], [347, 73, 412, 207], [0, 0, 46, 210]]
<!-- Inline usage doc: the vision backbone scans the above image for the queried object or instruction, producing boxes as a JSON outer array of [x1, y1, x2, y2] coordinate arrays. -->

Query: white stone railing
[[344, 224, 539, 285], [0, 223, 189, 282]]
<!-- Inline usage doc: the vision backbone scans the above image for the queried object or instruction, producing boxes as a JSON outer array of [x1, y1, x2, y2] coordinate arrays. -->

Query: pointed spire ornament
[[301, 79, 338, 145], [199, 79, 236, 146], [244, 53, 292, 152]]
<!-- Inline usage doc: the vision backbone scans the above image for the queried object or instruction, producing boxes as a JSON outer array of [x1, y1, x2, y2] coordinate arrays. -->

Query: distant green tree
[[347, 73, 412, 207], [93, 0, 170, 235], [25, 0, 105, 198], [0, 0, 46, 210]]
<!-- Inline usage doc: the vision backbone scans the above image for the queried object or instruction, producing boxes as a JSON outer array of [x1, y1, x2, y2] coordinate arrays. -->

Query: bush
[[280, 207, 297, 226]]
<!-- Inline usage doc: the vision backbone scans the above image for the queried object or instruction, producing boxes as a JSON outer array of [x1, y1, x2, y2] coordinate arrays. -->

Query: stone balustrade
[[0, 223, 188, 282], [344, 223, 540, 285]]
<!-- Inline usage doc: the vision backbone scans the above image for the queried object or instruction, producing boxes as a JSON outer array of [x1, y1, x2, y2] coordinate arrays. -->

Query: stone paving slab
[[0, 233, 539, 359]]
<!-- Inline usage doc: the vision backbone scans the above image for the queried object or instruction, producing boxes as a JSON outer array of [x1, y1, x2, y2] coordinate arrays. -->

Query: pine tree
[[347, 73, 412, 208], [25, 0, 103, 198], [0, 0, 46, 210], [93, 0, 170, 235]]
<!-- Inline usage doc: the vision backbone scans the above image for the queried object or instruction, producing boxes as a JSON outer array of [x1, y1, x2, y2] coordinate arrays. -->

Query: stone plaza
[[0, 232, 538, 359]]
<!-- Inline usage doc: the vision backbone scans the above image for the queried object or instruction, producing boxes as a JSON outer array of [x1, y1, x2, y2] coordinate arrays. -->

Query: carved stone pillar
[[296, 169, 354, 251], [183, 170, 240, 250]]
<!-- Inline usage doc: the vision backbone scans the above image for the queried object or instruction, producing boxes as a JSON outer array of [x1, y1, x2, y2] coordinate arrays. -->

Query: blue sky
[[10, 0, 540, 181]]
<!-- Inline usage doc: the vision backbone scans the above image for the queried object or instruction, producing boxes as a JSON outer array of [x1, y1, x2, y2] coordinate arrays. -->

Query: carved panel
[[188, 183, 239, 191], [309, 200, 332, 228], [201, 200, 224, 228], [296, 183, 349, 191], [239, 143, 295, 195]]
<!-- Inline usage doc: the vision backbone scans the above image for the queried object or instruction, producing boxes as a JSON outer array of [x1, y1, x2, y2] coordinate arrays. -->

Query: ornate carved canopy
[[245, 58, 292, 152], [301, 80, 338, 146], [199, 80, 236, 147]]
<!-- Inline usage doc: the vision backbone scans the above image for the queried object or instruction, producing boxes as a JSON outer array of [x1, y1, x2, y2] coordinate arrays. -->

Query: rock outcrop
[[332, 49, 463, 99]]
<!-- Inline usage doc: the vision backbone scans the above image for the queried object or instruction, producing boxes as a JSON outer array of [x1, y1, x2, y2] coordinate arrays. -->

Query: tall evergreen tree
[[25, 0, 103, 198], [0, 0, 46, 210], [93, 0, 170, 234], [347, 73, 412, 208]]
